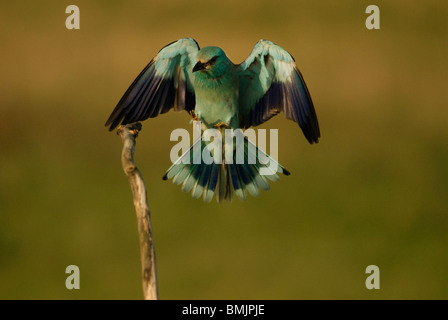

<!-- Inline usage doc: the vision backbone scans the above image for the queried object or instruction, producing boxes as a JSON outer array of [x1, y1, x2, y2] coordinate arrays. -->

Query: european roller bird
[[106, 38, 320, 203]]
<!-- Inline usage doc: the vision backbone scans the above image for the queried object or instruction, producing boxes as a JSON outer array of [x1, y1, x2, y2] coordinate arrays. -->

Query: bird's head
[[192, 46, 228, 77]]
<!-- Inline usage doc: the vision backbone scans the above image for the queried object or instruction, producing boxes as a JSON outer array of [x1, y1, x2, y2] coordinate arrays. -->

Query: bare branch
[[117, 123, 159, 300]]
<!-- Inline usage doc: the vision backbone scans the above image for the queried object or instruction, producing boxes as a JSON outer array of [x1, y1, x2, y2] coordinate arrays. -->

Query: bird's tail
[[162, 133, 290, 203]]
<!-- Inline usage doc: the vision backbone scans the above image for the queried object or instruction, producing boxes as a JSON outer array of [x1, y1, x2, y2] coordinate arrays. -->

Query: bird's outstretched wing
[[105, 38, 200, 131], [238, 40, 320, 143]]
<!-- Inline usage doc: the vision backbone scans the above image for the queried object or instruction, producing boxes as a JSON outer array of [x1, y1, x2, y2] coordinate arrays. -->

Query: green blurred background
[[0, 0, 447, 299]]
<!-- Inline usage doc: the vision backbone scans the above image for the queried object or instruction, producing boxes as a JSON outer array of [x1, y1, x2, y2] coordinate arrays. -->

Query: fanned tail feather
[[163, 136, 289, 203]]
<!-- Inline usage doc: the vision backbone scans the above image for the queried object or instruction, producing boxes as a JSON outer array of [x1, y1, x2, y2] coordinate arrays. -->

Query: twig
[[117, 123, 159, 300]]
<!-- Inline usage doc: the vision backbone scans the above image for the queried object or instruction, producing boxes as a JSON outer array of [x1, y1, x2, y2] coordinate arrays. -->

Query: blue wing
[[238, 40, 320, 144], [105, 38, 200, 131]]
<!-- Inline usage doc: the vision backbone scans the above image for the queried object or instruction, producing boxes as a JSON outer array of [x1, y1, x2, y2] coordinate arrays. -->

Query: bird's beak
[[192, 61, 206, 73]]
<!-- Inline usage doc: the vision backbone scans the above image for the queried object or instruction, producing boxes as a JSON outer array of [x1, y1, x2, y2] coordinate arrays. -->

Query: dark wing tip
[[104, 60, 156, 132], [302, 118, 320, 144], [105, 113, 122, 131], [294, 66, 320, 144], [105, 102, 129, 131]]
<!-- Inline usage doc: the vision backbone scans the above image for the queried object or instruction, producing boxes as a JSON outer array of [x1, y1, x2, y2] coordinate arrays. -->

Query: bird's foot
[[214, 122, 230, 132], [129, 128, 140, 136], [189, 110, 199, 121], [117, 123, 142, 137]]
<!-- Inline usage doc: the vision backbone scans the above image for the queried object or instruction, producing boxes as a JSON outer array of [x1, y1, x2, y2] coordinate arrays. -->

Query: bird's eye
[[208, 56, 218, 65]]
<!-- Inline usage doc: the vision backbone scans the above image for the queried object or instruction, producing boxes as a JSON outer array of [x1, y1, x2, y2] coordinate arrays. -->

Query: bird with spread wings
[[106, 38, 320, 203]]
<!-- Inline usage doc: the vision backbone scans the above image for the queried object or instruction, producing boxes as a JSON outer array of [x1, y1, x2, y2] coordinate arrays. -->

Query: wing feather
[[105, 38, 199, 131], [238, 40, 320, 144]]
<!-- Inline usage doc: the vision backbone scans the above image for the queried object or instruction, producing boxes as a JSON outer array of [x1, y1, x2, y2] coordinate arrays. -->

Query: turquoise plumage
[[105, 38, 320, 203]]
